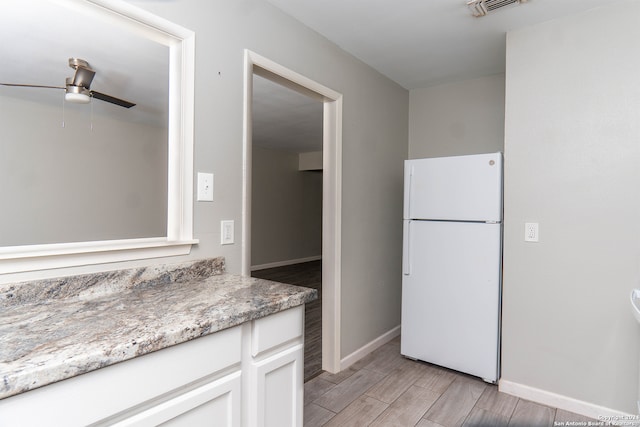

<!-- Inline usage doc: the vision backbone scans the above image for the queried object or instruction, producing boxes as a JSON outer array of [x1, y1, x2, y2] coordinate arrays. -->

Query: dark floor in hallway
[[252, 260, 322, 381]]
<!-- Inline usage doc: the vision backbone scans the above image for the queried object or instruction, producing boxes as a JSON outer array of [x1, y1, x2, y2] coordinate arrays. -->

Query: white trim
[[1, 0, 197, 275], [247, 51, 341, 101], [250, 256, 322, 272], [242, 49, 343, 374], [241, 53, 253, 276], [322, 96, 343, 374], [0, 239, 197, 275], [340, 326, 401, 370], [499, 379, 635, 421]]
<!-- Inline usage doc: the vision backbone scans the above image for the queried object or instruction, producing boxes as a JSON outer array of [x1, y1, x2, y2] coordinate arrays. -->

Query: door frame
[[241, 50, 343, 373]]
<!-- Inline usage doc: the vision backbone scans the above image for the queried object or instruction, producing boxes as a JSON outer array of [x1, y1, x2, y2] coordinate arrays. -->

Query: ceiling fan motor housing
[[68, 58, 96, 89], [65, 78, 91, 95]]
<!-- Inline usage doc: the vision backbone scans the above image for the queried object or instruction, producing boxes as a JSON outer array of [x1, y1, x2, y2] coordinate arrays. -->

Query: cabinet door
[[249, 344, 303, 427], [112, 371, 241, 427]]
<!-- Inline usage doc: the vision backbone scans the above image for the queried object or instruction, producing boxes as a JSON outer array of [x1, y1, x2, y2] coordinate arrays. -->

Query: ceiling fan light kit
[[64, 79, 92, 104], [467, 0, 528, 17], [64, 92, 91, 104]]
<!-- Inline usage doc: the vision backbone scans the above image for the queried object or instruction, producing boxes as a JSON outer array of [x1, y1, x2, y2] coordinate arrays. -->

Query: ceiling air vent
[[467, 0, 528, 17]]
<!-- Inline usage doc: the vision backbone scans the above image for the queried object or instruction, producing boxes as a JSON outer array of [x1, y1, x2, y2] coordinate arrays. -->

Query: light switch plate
[[221, 220, 234, 245], [197, 172, 214, 201]]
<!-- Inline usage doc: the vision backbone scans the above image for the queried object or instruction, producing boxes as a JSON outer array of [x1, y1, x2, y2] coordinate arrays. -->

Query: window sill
[[0, 238, 199, 274]]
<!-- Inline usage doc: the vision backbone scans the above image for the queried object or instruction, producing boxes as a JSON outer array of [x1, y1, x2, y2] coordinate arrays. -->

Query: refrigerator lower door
[[401, 220, 502, 382]]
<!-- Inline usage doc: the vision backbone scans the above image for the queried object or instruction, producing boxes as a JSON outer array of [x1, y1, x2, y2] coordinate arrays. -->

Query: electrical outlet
[[525, 222, 539, 242], [221, 220, 234, 245]]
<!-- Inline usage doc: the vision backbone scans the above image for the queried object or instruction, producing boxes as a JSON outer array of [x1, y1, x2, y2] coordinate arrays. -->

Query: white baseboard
[[499, 379, 635, 421], [250, 255, 322, 271], [340, 326, 401, 370]]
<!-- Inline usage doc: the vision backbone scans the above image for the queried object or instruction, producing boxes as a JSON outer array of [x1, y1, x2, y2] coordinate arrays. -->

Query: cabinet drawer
[[251, 305, 303, 357]]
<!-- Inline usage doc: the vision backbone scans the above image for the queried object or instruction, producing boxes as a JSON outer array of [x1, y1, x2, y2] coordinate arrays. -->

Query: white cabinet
[[0, 305, 306, 427], [251, 344, 304, 427], [246, 305, 305, 427]]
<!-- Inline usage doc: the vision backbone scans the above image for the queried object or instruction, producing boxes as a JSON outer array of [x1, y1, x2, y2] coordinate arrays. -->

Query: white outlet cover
[[525, 222, 539, 242], [221, 220, 234, 245], [197, 172, 214, 201]]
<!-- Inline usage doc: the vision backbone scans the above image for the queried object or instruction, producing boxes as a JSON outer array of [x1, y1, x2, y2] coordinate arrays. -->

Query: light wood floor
[[304, 337, 595, 427], [251, 261, 322, 381], [253, 262, 596, 426]]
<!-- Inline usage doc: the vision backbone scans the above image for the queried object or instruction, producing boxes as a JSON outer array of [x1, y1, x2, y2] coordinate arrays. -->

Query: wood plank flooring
[[251, 260, 322, 381], [252, 261, 597, 426], [304, 337, 596, 427]]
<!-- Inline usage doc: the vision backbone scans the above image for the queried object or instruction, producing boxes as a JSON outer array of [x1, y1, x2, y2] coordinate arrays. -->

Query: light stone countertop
[[0, 258, 317, 400]]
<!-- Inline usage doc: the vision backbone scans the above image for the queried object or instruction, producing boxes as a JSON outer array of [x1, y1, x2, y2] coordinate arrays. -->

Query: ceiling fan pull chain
[[61, 92, 66, 128], [90, 96, 94, 131]]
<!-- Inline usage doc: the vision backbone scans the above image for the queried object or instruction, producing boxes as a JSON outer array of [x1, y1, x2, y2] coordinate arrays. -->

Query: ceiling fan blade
[[91, 91, 136, 109], [0, 83, 65, 90]]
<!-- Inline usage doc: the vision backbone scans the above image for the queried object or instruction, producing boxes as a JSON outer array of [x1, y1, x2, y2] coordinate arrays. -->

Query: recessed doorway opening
[[250, 72, 323, 379], [242, 50, 343, 375]]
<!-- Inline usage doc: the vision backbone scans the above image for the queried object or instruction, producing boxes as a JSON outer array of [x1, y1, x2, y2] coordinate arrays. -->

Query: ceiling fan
[[0, 58, 136, 108]]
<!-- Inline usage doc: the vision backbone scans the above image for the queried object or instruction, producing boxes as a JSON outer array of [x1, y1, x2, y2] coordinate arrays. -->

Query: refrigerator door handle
[[407, 166, 413, 219], [403, 165, 413, 219], [631, 289, 640, 323], [403, 221, 411, 275]]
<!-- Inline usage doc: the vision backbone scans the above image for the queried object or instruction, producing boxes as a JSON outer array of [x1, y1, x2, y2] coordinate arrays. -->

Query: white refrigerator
[[401, 152, 503, 383]]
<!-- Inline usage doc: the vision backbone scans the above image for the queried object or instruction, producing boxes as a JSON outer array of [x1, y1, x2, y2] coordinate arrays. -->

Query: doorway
[[250, 72, 323, 379], [242, 50, 343, 375]]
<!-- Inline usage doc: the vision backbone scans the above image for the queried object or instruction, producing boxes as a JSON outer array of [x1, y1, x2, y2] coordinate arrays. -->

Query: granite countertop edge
[[0, 259, 317, 400]]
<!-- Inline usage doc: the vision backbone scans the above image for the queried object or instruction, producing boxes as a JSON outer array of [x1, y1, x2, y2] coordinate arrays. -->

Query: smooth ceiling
[[252, 74, 323, 154], [265, 0, 625, 89], [252, 0, 625, 154]]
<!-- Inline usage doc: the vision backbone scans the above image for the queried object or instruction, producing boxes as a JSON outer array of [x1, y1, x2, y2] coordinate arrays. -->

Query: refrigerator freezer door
[[401, 220, 501, 381], [404, 153, 502, 222]]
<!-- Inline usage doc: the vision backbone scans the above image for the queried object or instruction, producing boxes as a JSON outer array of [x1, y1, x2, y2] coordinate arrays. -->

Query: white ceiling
[[252, 75, 323, 153], [265, 0, 625, 89], [253, 0, 626, 154]]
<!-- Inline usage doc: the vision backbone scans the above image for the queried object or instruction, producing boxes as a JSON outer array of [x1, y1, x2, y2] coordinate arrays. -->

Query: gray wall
[[0, 96, 167, 246], [138, 0, 408, 359], [408, 74, 505, 159], [502, 2, 640, 413], [251, 146, 322, 267], [8, 0, 409, 360]]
